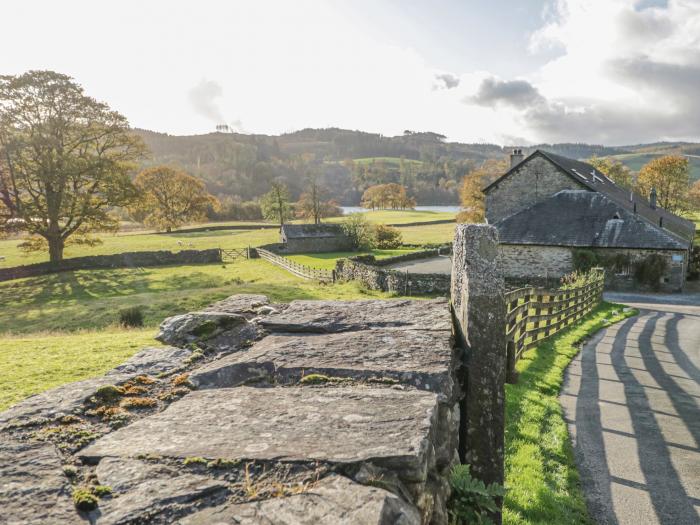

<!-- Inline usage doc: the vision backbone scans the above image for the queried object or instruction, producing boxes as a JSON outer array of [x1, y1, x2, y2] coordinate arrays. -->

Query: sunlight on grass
[[503, 302, 638, 525], [0, 328, 158, 411], [0, 259, 408, 334]]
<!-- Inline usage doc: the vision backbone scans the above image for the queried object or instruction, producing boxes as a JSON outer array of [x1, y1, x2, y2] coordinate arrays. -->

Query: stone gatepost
[[450, 224, 506, 500]]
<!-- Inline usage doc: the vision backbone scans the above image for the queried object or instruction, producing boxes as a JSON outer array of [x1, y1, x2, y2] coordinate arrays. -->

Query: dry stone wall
[[0, 249, 222, 282], [335, 249, 451, 295], [0, 295, 461, 524]]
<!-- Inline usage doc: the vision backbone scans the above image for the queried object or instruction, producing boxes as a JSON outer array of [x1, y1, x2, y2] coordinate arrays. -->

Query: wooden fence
[[504, 269, 605, 381], [255, 248, 335, 283]]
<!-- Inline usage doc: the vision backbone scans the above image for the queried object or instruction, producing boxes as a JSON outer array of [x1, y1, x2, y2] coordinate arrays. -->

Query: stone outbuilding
[[484, 150, 696, 292], [279, 224, 352, 253]]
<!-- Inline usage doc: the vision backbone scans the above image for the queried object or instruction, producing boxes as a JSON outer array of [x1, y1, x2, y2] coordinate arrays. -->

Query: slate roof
[[484, 149, 696, 244], [495, 190, 690, 251], [281, 224, 345, 239]]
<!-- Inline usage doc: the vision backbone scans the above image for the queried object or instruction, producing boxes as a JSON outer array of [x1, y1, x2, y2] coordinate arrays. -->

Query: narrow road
[[560, 293, 700, 525]]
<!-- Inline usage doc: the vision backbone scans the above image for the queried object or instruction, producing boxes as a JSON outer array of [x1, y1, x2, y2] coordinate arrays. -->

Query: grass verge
[[503, 301, 638, 525]]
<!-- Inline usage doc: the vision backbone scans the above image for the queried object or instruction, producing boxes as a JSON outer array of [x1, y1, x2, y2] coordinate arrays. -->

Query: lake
[[341, 205, 460, 214]]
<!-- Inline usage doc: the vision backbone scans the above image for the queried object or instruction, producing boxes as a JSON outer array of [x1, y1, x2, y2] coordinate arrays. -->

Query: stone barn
[[279, 224, 353, 253], [484, 150, 696, 292]]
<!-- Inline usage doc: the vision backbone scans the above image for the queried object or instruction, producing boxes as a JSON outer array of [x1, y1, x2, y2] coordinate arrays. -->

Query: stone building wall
[[499, 245, 573, 279], [0, 249, 222, 282], [278, 236, 353, 254], [499, 244, 688, 293], [593, 247, 687, 293], [485, 155, 586, 223]]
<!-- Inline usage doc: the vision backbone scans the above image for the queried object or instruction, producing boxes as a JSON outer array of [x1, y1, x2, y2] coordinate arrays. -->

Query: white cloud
[[504, 0, 700, 144]]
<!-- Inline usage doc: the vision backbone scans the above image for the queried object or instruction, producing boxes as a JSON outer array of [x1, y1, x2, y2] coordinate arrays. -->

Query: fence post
[[450, 224, 506, 515]]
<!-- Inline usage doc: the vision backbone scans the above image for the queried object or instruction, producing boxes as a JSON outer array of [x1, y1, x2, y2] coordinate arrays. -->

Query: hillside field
[[0, 210, 456, 268]]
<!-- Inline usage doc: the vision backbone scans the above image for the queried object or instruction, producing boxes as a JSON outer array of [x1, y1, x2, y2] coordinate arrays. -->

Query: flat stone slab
[[107, 346, 192, 377], [203, 294, 269, 314], [190, 329, 456, 397], [81, 386, 438, 481], [95, 457, 227, 525], [178, 474, 421, 525], [0, 346, 190, 428], [157, 311, 258, 352], [0, 440, 75, 524], [261, 299, 451, 333]]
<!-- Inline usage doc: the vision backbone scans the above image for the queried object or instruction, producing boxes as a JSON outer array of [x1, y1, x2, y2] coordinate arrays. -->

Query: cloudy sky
[[2, 0, 699, 145]]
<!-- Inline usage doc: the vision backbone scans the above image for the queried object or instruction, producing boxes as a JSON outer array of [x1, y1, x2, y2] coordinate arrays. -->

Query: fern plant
[[448, 464, 505, 525]]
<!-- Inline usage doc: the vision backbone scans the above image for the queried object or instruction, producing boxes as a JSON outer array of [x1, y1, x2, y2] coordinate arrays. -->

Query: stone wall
[[499, 243, 688, 293], [335, 251, 451, 295], [0, 249, 222, 282], [595, 247, 687, 293], [0, 295, 458, 524], [499, 244, 573, 280], [485, 155, 586, 223], [279, 236, 354, 254]]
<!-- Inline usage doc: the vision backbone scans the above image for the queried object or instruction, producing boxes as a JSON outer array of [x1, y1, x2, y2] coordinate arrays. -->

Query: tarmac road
[[560, 292, 700, 524]]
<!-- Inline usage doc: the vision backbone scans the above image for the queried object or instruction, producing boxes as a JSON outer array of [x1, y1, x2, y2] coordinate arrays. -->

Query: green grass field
[[0, 258, 408, 410], [0, 210, 455, 267], [0, 209, 456, 411], [503, 302, 637, 524], [0, 328, 157, 411]]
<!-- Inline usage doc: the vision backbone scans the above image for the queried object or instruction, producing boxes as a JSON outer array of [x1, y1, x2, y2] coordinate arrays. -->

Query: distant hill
[[133, 128, 700, 204]]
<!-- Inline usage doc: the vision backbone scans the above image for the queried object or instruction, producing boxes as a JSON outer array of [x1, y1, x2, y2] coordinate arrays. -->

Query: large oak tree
[[0, 71, 146, 261], [132, 166, 218, 232]]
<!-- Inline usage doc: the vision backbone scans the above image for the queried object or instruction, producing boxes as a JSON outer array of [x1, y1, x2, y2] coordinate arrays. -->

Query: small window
[[613, 212, 621, 220]]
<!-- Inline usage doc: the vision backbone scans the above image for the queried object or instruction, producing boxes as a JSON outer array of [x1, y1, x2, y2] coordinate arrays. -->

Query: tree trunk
[[48, 236, 65, 263]]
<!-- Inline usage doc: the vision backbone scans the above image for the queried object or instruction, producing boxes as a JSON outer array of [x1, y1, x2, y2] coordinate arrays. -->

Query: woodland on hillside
[[134, 128, 634, 207]]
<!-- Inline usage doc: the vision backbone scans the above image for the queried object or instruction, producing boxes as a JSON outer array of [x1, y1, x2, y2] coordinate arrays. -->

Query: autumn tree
[[636, 155, 691, 214], [261, 181, 292, 226], [587, 156, 633, 189], [360, 183, 415, 210], [0, 71, 146, 261], [689, 179, 700, 211], [132, 166, 218, 232], [457, 159, 509, 223], [295, 173, 341, 224]]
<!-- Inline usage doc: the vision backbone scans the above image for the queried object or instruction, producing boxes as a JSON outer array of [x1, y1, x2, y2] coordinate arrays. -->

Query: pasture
[[0, 209, 456, 409]]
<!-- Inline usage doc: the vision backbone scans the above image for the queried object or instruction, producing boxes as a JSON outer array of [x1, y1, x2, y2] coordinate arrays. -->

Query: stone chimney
[[650, 187, 657, 209], [510, 148, 524, 168]]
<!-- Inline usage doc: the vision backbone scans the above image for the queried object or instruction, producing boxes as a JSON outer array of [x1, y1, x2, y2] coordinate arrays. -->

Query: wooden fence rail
[[255, 248, 336, 283], [504, 268, 605, 382]]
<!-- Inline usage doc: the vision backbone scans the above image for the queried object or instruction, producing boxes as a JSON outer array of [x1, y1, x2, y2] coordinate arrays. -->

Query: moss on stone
[[93, 385, 125, 404], [207, 458, 240, 469], [133, 375, 156, 385], [120, 397, 157, 409], [72, 487, 98, 511], [183, 456, 207, 466], [92, 485, 112, 498]]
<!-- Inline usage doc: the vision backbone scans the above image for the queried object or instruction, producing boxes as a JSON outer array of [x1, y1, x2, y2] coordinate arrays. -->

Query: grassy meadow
[[0, 209, 455, 410], [0, 209, 455, 268]]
